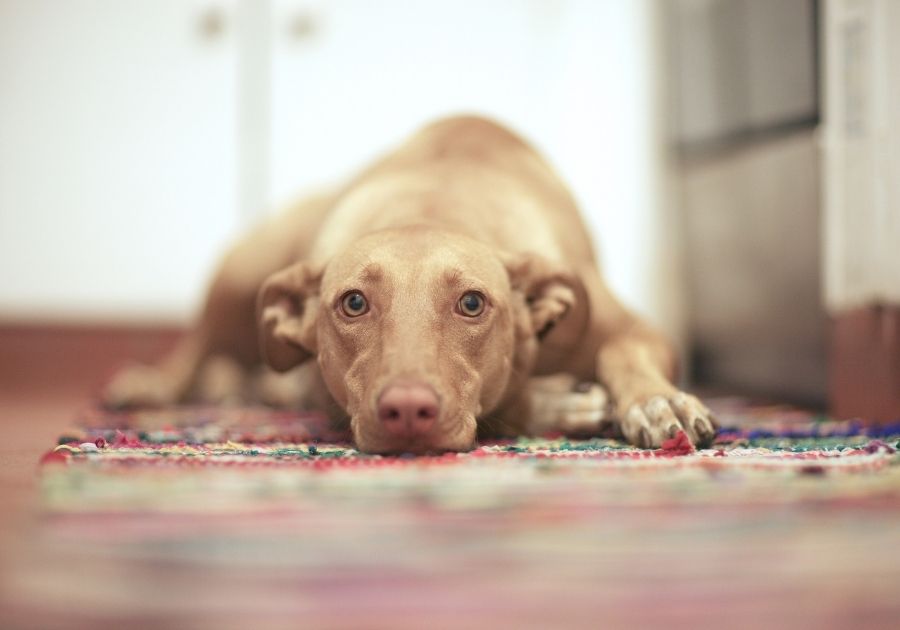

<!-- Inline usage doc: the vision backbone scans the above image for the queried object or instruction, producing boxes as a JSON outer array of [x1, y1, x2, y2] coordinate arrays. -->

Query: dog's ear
[[502, 252, 577, 340], [257, 261, 323, 372]]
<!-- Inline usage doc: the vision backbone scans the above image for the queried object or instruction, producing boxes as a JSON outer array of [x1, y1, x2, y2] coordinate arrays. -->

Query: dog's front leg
[[596, 325, 717, 448]]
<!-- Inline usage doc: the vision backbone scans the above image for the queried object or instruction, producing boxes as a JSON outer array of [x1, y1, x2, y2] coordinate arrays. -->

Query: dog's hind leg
[[103, 329, 210, 408], [102, 190, 339, 409]]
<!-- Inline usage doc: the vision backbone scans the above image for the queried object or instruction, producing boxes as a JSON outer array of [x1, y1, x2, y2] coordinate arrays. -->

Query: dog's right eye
[[340, 291, 369, 317], [457, 291, 486, 317]]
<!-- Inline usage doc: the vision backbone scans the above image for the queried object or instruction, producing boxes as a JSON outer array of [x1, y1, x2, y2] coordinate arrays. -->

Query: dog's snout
[[377, 382, 440, 437]]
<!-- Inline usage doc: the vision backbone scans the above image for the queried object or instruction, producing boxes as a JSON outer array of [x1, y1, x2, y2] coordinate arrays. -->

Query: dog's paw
[[253, 366, 306, 408], [528, 377, 613, 436], [253, 361, 337, 411], [619, 391, 717, 448], [102, 363, 180, 409], [195, 355, 247, 405]]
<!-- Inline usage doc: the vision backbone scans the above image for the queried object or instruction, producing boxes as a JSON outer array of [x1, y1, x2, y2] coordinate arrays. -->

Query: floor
[[2, 326, 899, 628], [0, 325, 181, 556]]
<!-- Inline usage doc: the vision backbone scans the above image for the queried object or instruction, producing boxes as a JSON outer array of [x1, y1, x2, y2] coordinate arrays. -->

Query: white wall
[[0, 0, 673, 338], [264, 0, 675, 333], [822, 0, 900, 311]]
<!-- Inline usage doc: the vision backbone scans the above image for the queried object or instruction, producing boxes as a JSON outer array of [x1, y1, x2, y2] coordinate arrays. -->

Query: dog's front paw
[[619, 391, 717, 448]]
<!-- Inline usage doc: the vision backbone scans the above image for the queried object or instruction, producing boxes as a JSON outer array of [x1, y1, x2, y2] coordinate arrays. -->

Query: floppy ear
[[257, 261, 323, 372], [502, 252, 577, 340]]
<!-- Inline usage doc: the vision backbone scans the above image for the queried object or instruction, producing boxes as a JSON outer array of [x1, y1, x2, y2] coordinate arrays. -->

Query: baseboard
[[829, 305, 900, 422], [0, 323, 185, 398]]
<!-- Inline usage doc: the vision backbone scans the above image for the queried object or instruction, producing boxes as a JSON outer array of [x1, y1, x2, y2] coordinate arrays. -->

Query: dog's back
[[311, 115, 599, 271]]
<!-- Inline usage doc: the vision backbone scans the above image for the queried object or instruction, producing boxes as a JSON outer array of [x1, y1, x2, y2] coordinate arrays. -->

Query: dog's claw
[[693, 416, 715, 441], [639, 427, 652, 449]]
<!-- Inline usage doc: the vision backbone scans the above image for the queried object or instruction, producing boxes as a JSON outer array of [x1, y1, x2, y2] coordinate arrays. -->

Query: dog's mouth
[[351, 411, 478, 455], [353, 429, 479, 455], [364, 440, 474, 457]]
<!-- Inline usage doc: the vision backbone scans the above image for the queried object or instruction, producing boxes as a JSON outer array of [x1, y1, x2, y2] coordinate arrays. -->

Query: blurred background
[[1, 0, 898, 417]]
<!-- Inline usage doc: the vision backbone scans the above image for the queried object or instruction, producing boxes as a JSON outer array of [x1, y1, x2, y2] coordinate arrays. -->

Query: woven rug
[[4, 399, 900, 629]]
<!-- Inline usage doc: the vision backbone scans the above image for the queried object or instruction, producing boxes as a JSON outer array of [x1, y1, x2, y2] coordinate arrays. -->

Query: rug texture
[[4, 399, 900, 629]]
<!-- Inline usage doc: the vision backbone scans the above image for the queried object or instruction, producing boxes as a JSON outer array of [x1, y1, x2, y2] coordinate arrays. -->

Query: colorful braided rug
[[4, 399, 900, 629]]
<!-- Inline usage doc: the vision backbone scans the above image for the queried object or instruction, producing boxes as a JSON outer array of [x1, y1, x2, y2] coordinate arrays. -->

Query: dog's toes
[[622, 396, 682, 448], [688, 414, 717, 445], [669, 392, 718, 447], [645, 395, 684, 438], [621, 404, 651, 447], [619, 392, 718, 448]]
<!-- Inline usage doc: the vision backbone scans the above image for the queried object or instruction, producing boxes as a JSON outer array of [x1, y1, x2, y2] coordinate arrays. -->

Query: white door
[[264, 0, 562, 207], [0, 0, 241, 322]]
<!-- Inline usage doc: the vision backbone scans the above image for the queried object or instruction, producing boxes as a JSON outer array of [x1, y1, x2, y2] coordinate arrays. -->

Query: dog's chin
[[352, 416, 478, 456], [354, 434, 478, 456], [360, 440, 475, 456]]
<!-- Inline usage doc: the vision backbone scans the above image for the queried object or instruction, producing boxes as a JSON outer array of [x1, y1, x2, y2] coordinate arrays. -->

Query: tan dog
[[105, 116, 717, 453]]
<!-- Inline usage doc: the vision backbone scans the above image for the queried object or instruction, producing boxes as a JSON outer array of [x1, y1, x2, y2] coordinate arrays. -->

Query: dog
[[104, 115, 717, 453]]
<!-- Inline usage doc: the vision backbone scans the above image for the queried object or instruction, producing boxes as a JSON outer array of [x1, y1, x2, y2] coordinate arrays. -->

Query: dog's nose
[[377, 382, 440, 436]]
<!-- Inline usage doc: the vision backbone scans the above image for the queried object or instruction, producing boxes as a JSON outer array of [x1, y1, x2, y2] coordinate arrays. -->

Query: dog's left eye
[[340, 291, 369, 317], [457, 291, 486, 317]]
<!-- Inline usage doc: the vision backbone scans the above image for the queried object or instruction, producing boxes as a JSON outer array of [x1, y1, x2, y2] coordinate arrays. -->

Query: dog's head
[[257, 226, 576, 453]]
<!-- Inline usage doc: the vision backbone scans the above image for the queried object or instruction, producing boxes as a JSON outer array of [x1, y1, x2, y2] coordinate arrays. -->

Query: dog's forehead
[[323, 229, 508, 290]]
